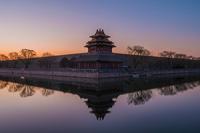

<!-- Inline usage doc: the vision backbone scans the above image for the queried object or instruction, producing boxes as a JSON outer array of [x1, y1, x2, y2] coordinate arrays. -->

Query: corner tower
[[76, 29, 122, 69], [85, 29, 116, 54]]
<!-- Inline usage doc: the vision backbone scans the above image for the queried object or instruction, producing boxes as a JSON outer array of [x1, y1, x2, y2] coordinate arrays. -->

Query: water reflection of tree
[[19, 86, 54, 97], [0, 81, 8, 89], [6, 82, 36, 97], [8, 83, 24, 92], [41, 89, 54, 96], [128, 90, 152, 105], [0, 80, 55, 97], [127, 80, 200, 105], [160, 81, 200, 96], [160, 86, 177, 96], [20, 85, 36, 97]]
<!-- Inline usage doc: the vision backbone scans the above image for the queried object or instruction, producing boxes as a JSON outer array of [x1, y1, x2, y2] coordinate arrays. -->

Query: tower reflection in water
[[0, 75, 200, 120]]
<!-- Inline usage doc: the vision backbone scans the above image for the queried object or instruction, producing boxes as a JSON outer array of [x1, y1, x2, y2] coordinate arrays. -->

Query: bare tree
[[160, 51, 176, 58], [0, 54, 9, 68], [143, 49, 151, 56], [159, 51, 177, 69], [127, 45, 151, 56], [9, 52, 20, 68], [0, 54, 9, 61], [174, 53, 187, 59], [19, 49, 37, 68], [9, 52, 19, 60], [20, 49, 36, 59], [127, 45, 151, 69], [42, 52, 53, 57]]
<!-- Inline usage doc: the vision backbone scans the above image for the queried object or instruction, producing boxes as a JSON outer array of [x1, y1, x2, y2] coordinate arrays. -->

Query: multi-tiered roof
[[75, 29, 123, 69], [85, 29, 116, 48]]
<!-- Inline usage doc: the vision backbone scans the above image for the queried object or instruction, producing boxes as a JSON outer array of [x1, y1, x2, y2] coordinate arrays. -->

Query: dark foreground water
[[0, 75, 200, 133]]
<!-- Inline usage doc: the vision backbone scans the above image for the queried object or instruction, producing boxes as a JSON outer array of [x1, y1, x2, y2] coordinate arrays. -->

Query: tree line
[[1, 46, 199, 61], [0, 80, 54, 97], [0, 49, 53, 69], [127, 45, 200, 70], [127, 80, 200, 105], [0, 49, 53, 61], [127, 45, 200, 60], [0, 49, 76, 69]]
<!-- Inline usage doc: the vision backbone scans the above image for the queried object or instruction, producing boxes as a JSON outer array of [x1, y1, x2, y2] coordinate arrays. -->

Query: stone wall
[[0, 53, 200, 70]]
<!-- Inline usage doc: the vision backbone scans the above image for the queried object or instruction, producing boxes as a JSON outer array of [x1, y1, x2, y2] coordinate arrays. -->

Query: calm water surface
[[0, 76, 200, 133]]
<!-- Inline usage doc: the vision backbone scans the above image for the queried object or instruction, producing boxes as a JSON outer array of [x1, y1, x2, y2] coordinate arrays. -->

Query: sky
[[0, 0, 200, 56]]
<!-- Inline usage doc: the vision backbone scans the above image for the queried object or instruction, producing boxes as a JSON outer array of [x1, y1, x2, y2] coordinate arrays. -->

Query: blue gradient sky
[[0, 0, 199, 56]]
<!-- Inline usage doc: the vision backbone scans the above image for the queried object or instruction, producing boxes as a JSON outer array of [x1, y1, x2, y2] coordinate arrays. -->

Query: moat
[[0, 75, 200, 133]]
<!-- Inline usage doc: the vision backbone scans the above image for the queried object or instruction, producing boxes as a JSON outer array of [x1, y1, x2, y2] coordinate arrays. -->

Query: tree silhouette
[[160, 51, 176, 58], [8, 52, 20, 68], [127, 45, 151, 69], [159, 51, 177, 69], [174, 53, 187, 59], [19, 49, 37, 68], [9, 52, 19, 60], [0, 54, 9, 61], [127, 45, 151, 56], [0, 54, 9, 67]]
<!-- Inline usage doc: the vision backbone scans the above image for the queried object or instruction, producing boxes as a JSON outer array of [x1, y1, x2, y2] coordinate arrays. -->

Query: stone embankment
[[0, 69, 200, 79], [0, 69, 129, 78]]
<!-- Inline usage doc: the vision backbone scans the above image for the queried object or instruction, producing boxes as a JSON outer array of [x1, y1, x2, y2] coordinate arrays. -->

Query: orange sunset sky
[[0, 0, 200, 57]]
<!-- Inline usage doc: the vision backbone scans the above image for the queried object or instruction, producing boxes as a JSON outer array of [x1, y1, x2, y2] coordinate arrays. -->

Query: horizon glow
[[0, 0, 200, 56]]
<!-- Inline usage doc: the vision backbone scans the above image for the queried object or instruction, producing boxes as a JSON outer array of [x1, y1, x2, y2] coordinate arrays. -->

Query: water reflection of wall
[[0, 76, 200, 120]]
